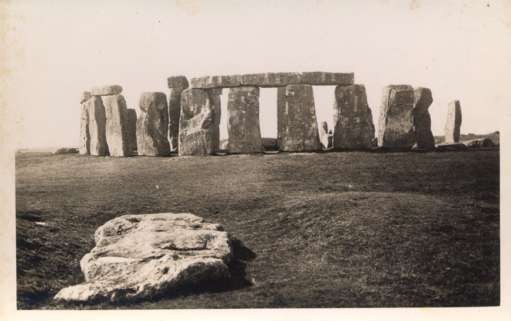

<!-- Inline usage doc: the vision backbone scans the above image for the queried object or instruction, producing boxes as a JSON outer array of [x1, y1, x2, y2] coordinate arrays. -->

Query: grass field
[[15, 149, 500, 309]]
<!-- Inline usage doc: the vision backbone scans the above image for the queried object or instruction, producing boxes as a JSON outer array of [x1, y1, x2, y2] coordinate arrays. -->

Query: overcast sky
[[4, 0, 511, 148]]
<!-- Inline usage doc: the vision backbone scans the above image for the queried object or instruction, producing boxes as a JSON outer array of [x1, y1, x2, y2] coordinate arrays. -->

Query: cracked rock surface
[[54, 213, 232, 303]]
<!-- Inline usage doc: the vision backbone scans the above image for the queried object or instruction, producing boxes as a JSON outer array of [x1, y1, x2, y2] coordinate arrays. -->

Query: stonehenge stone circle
[[86, 96, 108, 156], [126, 109, 137, 154], [277, 84, 321, 152], [190, 72, 354, 89], [54, 213, 233, 303], [412, 88, 435, 150], [136, 92, 171, 156], [79, 94, 91, 155], [178, 88, 218, 156], [377, 85, 415, 149], [444, 100, 462, 143], [167, 76, 189, 152], [227, 86, 263, 153], [333, 84, 375, 150], [207, 88, 223, 152], [102, 94, 131, 157]]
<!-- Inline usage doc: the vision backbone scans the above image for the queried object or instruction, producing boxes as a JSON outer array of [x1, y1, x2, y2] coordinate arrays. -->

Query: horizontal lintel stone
[[189, 72, 354, 88], [90, 85, 123, 96]]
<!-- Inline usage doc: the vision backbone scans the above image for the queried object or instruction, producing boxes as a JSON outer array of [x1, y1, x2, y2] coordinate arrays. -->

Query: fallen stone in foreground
[[54, 213, 233, 303]]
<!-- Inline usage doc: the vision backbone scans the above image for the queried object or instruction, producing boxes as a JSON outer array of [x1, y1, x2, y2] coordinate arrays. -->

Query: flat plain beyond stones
[[189, 72, 354, 89]]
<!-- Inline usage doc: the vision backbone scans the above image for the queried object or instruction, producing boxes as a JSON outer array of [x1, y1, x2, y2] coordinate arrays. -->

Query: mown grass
[[15, 149, 499, 309]]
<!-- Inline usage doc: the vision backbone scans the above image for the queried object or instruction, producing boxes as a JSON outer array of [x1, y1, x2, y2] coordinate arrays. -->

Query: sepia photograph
[[1, 0, 509, 320]]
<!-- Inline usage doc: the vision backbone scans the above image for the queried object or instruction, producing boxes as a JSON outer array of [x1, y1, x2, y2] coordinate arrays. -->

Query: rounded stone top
[[167, 76, 189, 89]]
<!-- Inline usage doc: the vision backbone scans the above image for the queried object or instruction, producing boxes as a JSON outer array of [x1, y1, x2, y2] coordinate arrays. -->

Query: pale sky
[[4, 0, 511, 148]]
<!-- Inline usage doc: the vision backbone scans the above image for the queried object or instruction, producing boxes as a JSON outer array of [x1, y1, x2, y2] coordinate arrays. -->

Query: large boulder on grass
[[54, 213, 234, 303]]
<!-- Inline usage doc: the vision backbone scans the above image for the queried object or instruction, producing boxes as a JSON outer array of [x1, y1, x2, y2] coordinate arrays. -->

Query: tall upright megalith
[[167, 76, 189, 152], [102, 94, 131, 156], [332, 84, 375, 150], [207, 88, 222, 152], [126, 109, 137, 154], [227, 86, 263, 153], [277, 84, 321, 152], [178, 88, 217, 156], [87, 96, 108, 156], [444, 100, 462, 143], [377, 85, 415, 149], [79, 92, 91, 155], [136, 92, 171, 156], [412, 88, 435, 150]]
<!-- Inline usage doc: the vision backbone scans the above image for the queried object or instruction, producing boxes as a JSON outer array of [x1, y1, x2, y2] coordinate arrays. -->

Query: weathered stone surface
[[54, 213, 232, 303], [436, 142, 468, 151], [333, 85, 375, 150], [102, 94, 131, 156], [136, 92, 171, 156], [81, 91, 91, 104], [412, 87, 435, 150], [377, 85, 415, 149], [126, 109, 137, 154], [277, 85, 321, 152], [167, 75, 189, 90], [207, 88, 222, 152], [79, 101, 90, 155], [190, 72, 354, 89], [444, 100, 462, 143], [86, 96, 108, 156], [227, 87, 263, 153], [90, 85, 123, 96], [178, 89, 217, 156]]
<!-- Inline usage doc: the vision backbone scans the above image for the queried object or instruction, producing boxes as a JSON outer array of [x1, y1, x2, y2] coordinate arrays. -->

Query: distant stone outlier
[[178, 88, 218, 156], [54, 213, 233, 303], [136, 92, 171, 156], [412, 87, 435, 150], [167, 76, 189, 152], [377, 85, 415, 149], [126, 109, 138, 154], [277, 84, 322, 152], [332, 84, 375, 150], [444, 100, 462, 143], [227, 86, 263, 153]]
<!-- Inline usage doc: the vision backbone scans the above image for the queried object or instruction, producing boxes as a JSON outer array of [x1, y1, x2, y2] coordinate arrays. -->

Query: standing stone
[[444, 100, 462, 143], [277, 85, 321, 152], [333, 85, 375, 150], [178, 89, 217, 156], [227, 86, 263, 153], [87, 96, 108, 156], [102, 94, 131, 157], [412, 88, 435, 150], [168, 76, 189, 152], [79, 93, 91, 155], [136, 92, 171, 156], [207, 88, 222, 152], [377, 85, 415, 149], [126, 109, 137, 154]]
